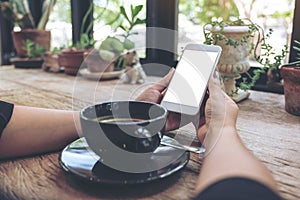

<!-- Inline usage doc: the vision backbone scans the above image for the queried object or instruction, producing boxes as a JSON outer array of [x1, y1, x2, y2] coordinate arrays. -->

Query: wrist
[[202, 125, 237, 154], [222, 125, 237, 133]]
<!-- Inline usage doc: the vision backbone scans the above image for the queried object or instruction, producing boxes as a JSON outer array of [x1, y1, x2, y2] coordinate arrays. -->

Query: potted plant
[[84, 4, 145, 73], [58, 33, 93, 75], [204, 18, 288, 102], [58, 3, 95, 76], [280, 40, 300, 116], [10, 39, 46, 68], [0, 0, 56, 59], [204, 19, 261, 101]]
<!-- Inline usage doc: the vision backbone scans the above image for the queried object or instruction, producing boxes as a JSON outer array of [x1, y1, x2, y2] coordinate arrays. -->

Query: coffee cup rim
[[80, 100, 168, 125]]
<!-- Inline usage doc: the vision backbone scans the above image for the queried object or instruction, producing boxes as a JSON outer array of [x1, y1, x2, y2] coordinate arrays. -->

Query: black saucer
[[59, 137, 190, 184]]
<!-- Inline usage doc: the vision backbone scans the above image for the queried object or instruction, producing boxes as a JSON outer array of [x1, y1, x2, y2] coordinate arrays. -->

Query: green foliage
[[50, 47, 60, 54], [204, 18, 289, 91], [118, 5, 146, 38], [289, 40, 300, 65], [49, 0, 71, 23], [0, 0, 56, 30], [179, 0, 239, 24], [80, 2, 94, 38], [114, 56, 126, 71], [75, 33, 95, 50], [0, 0, 35, 29], [100, 36, 124, 55], [294, 40, 300, 60], [23, 39, 46, 58], [72, 3, 95, 50], [98, 4, 145, 59], [99, 49, 115, 61], [75, 3, 145, 52], [242, 36, 288, 91], [37, 0, 56, 30], [203, 18, 260, 48]]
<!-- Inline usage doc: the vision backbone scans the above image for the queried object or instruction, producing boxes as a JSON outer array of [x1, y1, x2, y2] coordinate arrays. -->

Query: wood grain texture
[[0, 66, 299, 200]]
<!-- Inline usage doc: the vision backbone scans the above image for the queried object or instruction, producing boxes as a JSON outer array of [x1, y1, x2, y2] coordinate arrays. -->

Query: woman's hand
[[197, 72, 239, 145], [136, 68, 182, 131], [137, 68, 206, 132], [136, 68, 174, 105]]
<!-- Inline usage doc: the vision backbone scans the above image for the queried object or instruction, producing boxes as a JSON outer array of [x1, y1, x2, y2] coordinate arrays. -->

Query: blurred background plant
[[44, 0, 294, 67], [98, 4, 146, 61], [23, 39, 46, 58], [179, 0, 240, 24], [0, 0, 56, 30]]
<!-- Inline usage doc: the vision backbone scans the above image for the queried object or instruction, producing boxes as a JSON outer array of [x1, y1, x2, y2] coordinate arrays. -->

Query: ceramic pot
[[58, 49, 85, 76], [209, 26, 251, 102], [280, 64, 300, 116], [83, 50, 114, 73], [12, 29, 51, 57]]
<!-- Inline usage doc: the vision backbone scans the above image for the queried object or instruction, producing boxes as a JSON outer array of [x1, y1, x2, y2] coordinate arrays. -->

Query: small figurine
[[120, 51, 147, 84], [42, 52, 61, 72]]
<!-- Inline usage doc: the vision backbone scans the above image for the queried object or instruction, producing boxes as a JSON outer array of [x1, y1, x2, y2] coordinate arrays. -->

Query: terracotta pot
[[83, 50, 114, 73], [42, 52, 60, 72], [12, 29, 51, 57], [58, 49, 85, 76], [280, 64, 300, 116]]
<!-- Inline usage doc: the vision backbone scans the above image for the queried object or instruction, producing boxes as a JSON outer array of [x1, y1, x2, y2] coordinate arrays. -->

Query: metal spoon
[[75, 136, 205, 154], [160, 136, 206, 154]]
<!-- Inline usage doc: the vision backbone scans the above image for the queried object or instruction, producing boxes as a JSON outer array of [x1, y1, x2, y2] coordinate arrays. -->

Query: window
[[1, 0, 299, 70], [290, 0, 300, 62], [69, 0, 146, 56], [47, 0, 72, 49]]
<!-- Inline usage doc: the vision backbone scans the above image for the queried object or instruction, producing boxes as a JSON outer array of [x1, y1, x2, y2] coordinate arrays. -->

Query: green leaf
[[120, 6, 130, 24], [130, 5, 134, 21], [132, 5, 143, 20], [119, 25, 127, 32], [293, 46, 300, 52], [134, 18, 146, 25], [294, 40, 300, 46], [105, 13, 121, 26], [80, 2, 93, 35]]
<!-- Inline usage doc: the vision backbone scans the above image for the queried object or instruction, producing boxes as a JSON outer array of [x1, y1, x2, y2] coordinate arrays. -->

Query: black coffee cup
[[80, 101, 168, 155]]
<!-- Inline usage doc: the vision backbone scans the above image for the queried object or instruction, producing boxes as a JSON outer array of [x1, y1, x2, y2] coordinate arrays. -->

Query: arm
[[0, 106, 81, 159], [195, 73, 278, 194], [0, 68, 179, 159], [138, 70, 279, 197]]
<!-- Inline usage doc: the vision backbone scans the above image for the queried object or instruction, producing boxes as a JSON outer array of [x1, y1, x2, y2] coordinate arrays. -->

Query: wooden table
[[0, 66, 299, 200]]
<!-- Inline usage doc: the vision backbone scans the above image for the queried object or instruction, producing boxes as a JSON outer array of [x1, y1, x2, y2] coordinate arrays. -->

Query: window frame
[[289, 0, 300, 62]]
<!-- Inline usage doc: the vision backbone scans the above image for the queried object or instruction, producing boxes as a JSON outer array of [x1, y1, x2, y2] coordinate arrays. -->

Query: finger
[[208, 71, 226, 115], [197, 125, 208, 143], [208, 70, 222, 98], [151, 68, 175, 92], [201, 71, 226, 153], [165, 111, 191, 132]]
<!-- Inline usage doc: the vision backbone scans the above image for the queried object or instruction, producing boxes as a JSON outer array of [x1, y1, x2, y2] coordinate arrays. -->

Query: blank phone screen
[[163, 49, 219, 108]]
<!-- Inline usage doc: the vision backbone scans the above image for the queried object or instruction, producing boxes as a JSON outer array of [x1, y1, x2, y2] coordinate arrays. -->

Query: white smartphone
[[161, 43, 222, 115]]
